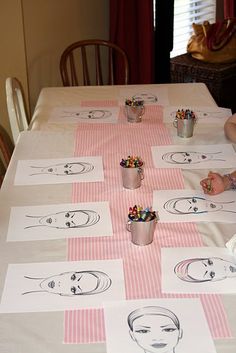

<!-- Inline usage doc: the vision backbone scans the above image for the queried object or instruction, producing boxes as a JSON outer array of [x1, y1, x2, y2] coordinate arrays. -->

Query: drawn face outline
[[32, 162, 94, 176], [66, 110, 112, 119], [129, 314, 182, 353], [39, 270, 111, 296], [38, 210, 100, 229], [132, 93, 158, 104], [185, 257, 236, 282], [164, 197, 222, 214], [162, 152, 211, 164]]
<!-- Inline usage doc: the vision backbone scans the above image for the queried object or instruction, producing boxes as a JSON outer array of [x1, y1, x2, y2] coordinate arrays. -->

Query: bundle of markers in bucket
[[176, 109, 196, 120], [128, 205, 157, 222], [120, 155, 143, 168]]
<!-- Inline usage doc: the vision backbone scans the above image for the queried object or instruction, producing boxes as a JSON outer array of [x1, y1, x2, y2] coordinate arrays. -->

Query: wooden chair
[[60, 39, 129, 86], [5, 77, 29, 145], [0, 124, 14, 187]]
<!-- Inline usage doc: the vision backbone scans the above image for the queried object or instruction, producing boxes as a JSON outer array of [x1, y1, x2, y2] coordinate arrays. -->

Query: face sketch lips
[[151, 342, 167, 348], [48, 281, 55, 288]]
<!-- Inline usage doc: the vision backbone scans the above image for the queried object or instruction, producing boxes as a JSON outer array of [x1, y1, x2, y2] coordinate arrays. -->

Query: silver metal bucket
[[126, 217, 157, 246], [121, 166, 144, 189]]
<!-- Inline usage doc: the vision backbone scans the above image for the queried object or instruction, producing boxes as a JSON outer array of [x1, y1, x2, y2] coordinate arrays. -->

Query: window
[[171, 0, 216, 57], [153, 0, 216, 58]]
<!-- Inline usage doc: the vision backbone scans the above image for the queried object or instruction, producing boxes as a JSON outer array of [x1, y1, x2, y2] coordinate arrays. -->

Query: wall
[[0, 0, 109, 140], [22, 0, 109, 112], [0, 0, 29, 137]]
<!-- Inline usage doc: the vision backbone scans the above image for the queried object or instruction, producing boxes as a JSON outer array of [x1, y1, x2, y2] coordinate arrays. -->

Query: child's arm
[[224, 113, 236, 143]]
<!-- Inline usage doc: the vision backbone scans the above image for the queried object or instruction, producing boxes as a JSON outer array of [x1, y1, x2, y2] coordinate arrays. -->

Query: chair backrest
[[60, 39, 129, 86], [0, 124, 14, 187], [5, 77, 29, 145]]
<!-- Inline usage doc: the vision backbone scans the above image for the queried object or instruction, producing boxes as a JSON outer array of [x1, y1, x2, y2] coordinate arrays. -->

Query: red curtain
[[224, 0, 236, 18], [109, 0, 154, 84]]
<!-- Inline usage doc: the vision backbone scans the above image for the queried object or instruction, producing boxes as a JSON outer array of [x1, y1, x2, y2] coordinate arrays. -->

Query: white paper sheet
[[163, 106, 232, 124], [0, 259, 125, 313], [153, 189, 236, 223], [151, 144, 236, 169], [162, 247, 236, 294], [48, 106, 120, 124], [119, 86, 169, 105], [104, 298, 216, 353], [7, 201, 113, 241], [14, 156, 104, 185], [226, 233, 236, 256]]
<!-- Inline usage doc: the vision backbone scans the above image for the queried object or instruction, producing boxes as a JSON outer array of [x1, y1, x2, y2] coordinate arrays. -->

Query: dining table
[[0, 82, 236, 353]]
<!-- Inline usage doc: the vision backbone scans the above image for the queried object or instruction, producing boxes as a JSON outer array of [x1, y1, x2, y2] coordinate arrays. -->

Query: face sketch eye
[[209, 271, 215, 279], [71, 273, 76, 281], [71, 286, 76, 294], [187, 159, 192, 163], [48, 168, 53, 172], [64, 170, 69, 175], [65, 222, 71, 227], [193, 207, 198, 212], [162, 327, 177, 332], [185, 153, 190, 156], [210, 203, 216, 208], [135, 329, 150, 334], [192, 198, 197, 203], [207, 259, 213, 265], [201, 155, 207, 159], [65, 212, 70, 218]]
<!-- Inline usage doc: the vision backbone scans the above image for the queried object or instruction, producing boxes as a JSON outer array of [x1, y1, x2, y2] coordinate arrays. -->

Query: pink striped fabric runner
[[64, 105, 232, 343]]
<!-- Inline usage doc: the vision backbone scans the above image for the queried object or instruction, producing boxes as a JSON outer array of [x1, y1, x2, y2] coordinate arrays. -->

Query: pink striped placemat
[[81, 100, 118, 107], [64, 105, 232, 343]]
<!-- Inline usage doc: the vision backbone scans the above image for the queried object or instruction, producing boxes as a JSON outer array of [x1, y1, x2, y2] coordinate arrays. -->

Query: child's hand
[[200, 171, 225, 195]]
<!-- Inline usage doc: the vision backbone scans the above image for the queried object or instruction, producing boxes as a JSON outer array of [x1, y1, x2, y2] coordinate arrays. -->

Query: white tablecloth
[[0, 83, 236, 353]]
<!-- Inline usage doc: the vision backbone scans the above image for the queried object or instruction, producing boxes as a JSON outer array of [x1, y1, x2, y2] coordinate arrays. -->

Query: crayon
[[128, 205, 156, 222], [207, 179, 212, 192]]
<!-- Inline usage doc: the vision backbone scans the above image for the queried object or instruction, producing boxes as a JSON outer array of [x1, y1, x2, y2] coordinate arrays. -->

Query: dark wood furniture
[[60, 39, 129, 86], [171, 54, 236, 113]]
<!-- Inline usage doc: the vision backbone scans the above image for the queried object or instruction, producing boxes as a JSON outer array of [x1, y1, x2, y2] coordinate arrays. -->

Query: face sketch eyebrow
[[135, 325, 150, 329], [161, 324, 174, 327], [187, 199, 192, 211]]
